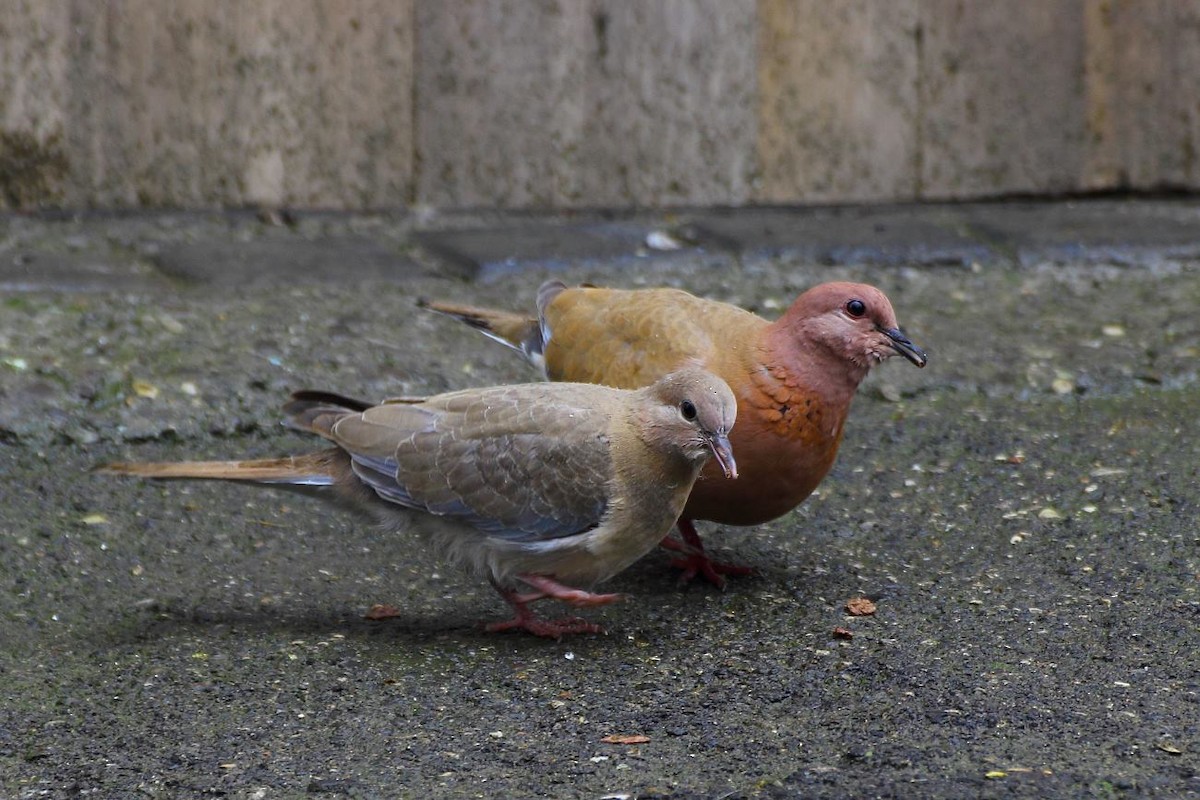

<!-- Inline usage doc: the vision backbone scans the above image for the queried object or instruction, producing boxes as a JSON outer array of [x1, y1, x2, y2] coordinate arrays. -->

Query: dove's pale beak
[[880, 327, 928, 368], [708, 433, 738, 480]]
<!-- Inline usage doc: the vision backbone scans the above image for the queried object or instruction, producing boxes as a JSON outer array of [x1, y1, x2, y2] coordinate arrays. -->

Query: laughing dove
[[99, 368, 737, 638], [421, 281, 926, 586]]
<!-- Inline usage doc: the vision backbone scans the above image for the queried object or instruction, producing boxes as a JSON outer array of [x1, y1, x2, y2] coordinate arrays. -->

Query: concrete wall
[[1, 0, 1197, 211]]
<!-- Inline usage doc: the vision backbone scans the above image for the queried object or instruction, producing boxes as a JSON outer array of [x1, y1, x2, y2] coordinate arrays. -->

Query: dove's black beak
[[708, 433, 738, 480], [880, 327, 928, 368]]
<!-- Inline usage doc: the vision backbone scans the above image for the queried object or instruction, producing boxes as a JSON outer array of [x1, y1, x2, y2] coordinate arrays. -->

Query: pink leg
[[484, 575, 623, 638], [659, 518, 757, 589], [516, 574, 623, 607]]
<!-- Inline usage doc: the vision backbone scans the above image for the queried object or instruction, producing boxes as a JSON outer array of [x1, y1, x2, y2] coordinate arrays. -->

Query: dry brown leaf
[[845, 597, 877, 616], [833, 626, 854, 639], [364, 603, 402, 620], [601, 734, 650, 745]]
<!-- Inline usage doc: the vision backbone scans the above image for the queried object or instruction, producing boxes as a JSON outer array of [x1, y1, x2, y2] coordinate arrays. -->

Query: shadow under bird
[[421, 280, 926, 586], [99, 367, 737, 638]]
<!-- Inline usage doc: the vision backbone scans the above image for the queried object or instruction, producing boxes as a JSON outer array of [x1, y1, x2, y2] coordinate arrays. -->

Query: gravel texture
[[1, 204, 1198, 798]]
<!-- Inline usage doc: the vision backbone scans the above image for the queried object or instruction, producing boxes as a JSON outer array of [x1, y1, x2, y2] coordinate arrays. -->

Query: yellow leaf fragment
[[132, 379, 159, 399]]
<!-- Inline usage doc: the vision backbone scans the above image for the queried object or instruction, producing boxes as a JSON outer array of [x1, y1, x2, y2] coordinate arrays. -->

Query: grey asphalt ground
[[1, 201, 1198, 798]]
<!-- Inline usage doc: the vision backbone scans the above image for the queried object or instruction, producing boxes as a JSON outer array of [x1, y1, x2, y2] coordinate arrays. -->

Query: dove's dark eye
[[680, 400, 697, 421], [845, 299, 866, 318]]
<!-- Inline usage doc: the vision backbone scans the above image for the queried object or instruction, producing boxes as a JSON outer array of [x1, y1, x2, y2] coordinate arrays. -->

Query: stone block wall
[[1, 0, 1197, 210]]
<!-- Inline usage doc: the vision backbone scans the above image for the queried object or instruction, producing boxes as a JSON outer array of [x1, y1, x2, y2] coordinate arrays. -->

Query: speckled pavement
[[1, 201, 1198, 798]]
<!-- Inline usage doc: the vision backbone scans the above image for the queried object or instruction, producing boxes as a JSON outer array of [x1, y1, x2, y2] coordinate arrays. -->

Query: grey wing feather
[[330, 386, 615, 541]]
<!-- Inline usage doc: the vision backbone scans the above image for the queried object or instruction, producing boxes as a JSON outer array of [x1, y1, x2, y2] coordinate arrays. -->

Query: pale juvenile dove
[[421, 281, 926, 586], [99, 368, 737, 637]]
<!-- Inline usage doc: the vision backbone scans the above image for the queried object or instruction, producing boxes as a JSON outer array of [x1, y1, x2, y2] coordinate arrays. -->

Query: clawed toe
[[660, 519, 756, 589], [668, 553, 758, 588], [489, 574, 620, 638]]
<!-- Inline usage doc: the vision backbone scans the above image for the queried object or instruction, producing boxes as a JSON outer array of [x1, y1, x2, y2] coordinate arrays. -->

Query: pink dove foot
[[487, 575, 624, 637], [660, 519, 757, 589]]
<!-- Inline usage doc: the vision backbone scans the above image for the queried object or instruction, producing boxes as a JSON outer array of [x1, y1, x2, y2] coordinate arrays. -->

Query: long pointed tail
[[417, 297, 546, 367], [97, 452, 339, 487]]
